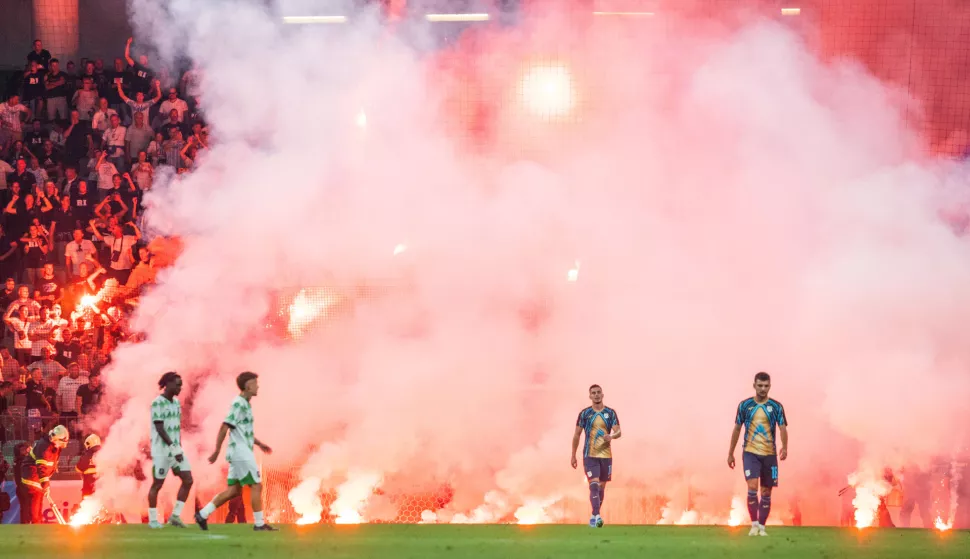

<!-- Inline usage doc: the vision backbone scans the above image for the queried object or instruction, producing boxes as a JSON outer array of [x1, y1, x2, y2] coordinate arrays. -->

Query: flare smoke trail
[[90, 0, 970, 525]]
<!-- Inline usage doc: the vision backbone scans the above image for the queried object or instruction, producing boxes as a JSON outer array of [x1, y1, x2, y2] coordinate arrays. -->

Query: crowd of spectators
[[0, 38, 203, 451]]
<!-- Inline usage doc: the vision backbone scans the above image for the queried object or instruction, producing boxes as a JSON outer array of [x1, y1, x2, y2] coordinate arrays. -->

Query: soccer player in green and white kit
[[195, 371, 277, 531], [148, 372, 194, 528]]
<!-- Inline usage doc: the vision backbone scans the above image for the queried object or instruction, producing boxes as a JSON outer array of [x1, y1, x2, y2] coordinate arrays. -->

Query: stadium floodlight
[[781, 8, 801, 16], [282, 15, 348, 24], [425, 13, 490, 22], [592, 11, 655, 17]]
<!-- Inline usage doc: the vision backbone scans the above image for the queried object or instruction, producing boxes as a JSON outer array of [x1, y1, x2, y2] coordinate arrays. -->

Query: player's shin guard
[[589, 482, 601, 516], [747, 490, 759, 523], [758, 494, 771, 526]]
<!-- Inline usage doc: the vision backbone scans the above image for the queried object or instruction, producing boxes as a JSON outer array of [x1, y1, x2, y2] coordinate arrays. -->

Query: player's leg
[[582, 457, 602, 526], [147, 455, 169, 528], [596, 458, 612, 526], [241, 460, 277, 530], [195, 483, 240, 530], [757, 455, 779, 535], [167, 468, 194, 527], [741, 452, 762, 535]]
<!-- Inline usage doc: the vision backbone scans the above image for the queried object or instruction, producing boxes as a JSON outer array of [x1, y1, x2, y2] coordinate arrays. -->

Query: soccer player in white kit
[[195, 371, 277, 531], [148, 372, 194, 528]]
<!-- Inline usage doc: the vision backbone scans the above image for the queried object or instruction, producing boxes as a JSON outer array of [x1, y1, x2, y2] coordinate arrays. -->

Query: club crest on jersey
[[767, 406, 773, 412], [604, 413, 609, 419]]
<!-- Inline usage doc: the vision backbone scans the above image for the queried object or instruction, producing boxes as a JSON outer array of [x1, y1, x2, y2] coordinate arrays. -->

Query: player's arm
[[254, 437, 272, 454], [208, 422, 231, 463], [607, 423, 621, 441], [779, 425, 788, 460], [728, 424, 742, 468], [570, 425, 582, 469], [153, 420, 173, 446]]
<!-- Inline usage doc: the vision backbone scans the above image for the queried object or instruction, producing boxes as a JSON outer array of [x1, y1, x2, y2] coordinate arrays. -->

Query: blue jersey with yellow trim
[[735, 397, 787, 456], [577, 406, 620, 459]]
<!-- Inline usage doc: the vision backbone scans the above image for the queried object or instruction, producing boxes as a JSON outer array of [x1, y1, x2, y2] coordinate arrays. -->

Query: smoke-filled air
[[87, 0, 970, 528]]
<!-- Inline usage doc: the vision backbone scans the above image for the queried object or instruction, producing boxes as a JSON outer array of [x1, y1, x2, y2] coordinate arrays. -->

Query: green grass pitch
[[1, 525, 966, 559]]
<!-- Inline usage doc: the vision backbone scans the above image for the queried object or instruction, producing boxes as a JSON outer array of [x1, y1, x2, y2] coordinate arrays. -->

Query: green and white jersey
[[150, 395, 182, 457], [224, 395, 255, 462]]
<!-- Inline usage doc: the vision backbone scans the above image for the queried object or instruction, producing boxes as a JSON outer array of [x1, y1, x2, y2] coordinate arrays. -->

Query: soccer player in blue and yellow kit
[[572, 384, 621, 528], [728, 372, 788, 536]]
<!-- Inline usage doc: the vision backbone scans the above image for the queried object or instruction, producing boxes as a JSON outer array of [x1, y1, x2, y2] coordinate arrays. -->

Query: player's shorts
[[742, 451, 779, 487], [151, 453, 191, 480], [227, 457, 261, 486], [583, 457, 613, 482]]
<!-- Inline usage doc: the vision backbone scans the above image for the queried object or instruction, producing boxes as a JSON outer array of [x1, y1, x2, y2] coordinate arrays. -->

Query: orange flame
[[935, 516, 953, 531], [69, 497, 102, 527]]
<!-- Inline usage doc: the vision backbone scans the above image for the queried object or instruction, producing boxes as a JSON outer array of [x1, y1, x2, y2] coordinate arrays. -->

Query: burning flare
[[69, 497, 103, 527], [514, 497, 562, 525], [848, 470, 891, 529], [935, 516, 953, 531], [287, 288, 338, 338], [728, 495, 746, 527], [290, 477, 324, 525], [332, 471, 383, 524]]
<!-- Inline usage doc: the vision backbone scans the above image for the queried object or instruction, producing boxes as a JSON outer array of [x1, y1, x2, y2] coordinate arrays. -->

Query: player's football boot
[[194, 511, 208, 531], [148, 520, 165, 529], [595, 515, 604, 528], [588, 516, 597, 528], [747, 522, 760, 536], [168, 516, 187, 528], [254, 523, 279, 531], [758, 525, 768, 536]]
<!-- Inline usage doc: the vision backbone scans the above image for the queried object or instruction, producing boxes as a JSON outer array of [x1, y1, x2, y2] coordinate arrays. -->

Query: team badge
[[767, 406, 773, 412], [604, 413, 609, 419]]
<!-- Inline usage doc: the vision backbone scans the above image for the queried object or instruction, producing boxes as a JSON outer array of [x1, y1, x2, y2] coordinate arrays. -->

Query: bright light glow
[[69, 497, 102, 527], [425, 13, 490, 22], [567, 260, 580, 282], [287, 288, 339, 338], [781, 8, 801, 16], [935, 516, 953, 531], [514, 497, 561, 525], [728, 495, 746, 526], [520, 64, 576, 119], [393, 243, 407, 256], [332, 472, 383, 524], [290, 477, 324, 525], [80, 294, 97, 308], [282, 15, 348, 24], [593, 11, 654, 17], [848, 470, 891, 529], [356, 109, 367, 129]]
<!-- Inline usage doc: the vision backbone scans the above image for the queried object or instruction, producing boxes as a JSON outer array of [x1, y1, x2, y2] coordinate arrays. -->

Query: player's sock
[[589, 482, 601, 516], [148, 508, 158, 523], [759, 494, 772, 526], [173, 501, 185, 518], [200, 502, 216, 520], [598, 484, 606, 507], [747, 490, 759, 523], [254, 511, 265, 527]]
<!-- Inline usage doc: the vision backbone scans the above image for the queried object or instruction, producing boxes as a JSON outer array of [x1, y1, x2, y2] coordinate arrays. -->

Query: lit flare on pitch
[[69, 497, 102, 527], [332, 472, 383, 524]]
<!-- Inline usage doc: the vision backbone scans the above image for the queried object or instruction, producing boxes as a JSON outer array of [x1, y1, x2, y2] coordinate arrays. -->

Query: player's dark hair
[[754, 372, 771, 383], [158, 371, 180, 389], [236, 371, 258, 391], [589, 384, 602, 392]]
